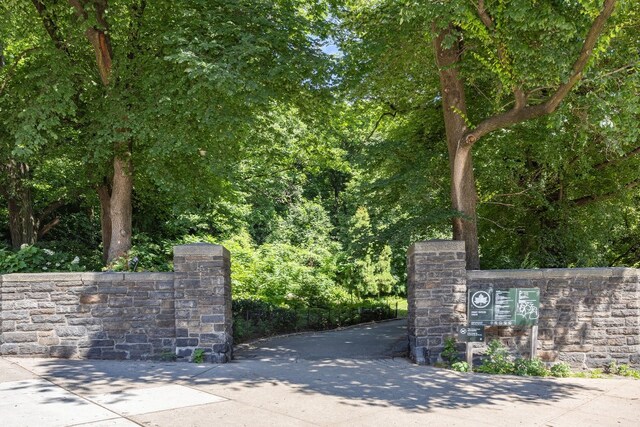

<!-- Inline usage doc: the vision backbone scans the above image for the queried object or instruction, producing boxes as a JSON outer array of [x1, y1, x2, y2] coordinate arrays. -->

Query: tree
[[12, 0, 332, 263], [338, 0, 630, 268], [0, 1, 81, 249]]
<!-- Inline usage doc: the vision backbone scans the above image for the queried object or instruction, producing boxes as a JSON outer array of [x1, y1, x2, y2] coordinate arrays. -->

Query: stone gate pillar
[[173, 244, 233, 362], [407, 241, 467, 364]]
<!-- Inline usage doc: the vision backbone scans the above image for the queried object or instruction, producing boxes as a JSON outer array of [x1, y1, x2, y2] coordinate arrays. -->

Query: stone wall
[[407, 240, 640, 369], [0, 244, 232, 363], [407, 241, 467, 365], [468, 269, 640, 368], [173, 244, 232, 363]]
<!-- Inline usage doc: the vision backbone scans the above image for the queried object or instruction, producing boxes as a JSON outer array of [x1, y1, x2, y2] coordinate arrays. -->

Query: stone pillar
[[173, 244, 233, 363], [407, 240, 467, 365]]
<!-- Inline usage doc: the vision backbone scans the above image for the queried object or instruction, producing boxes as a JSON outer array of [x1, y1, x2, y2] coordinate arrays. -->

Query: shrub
[[451, 361, 470, 372], [0, 245, 87, 273], [108, 233, 172, 271], [476, 340, 515, 374], [514, 357, 549, 377], [192, 348, 205, 363], [441, 337, 460, 365], [550, 362, 571, 378], [616, 364, 640, 379]]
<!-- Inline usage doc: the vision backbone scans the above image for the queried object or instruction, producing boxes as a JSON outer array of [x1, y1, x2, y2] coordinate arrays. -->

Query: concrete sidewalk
[[1, 321, 639, 426]]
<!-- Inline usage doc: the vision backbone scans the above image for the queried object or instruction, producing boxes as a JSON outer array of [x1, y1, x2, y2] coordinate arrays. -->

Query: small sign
[[458, 325, 484, 342]]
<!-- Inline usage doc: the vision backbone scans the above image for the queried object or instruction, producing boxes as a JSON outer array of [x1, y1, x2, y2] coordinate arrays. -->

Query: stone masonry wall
[[407, 241, 467, 365], [0, 272, 174, 360], [173, 244, 233, 363], [407, 240, 640, 369], [467, 269, 640, 369], [0, 244, 232, 362]]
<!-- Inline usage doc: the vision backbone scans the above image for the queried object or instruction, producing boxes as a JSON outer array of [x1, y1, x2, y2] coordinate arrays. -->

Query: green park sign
[[468, 288, 540, 326]]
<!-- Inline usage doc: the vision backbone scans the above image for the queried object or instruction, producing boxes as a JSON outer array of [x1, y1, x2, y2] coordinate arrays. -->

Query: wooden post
[[466, 342, 474, 367]]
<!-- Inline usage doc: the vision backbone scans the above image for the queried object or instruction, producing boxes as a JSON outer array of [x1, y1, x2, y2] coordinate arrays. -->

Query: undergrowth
[[444, 339, 639, 379]]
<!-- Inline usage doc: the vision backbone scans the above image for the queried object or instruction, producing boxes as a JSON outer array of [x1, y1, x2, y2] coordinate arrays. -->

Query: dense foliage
[[1, 1, 639, 309]]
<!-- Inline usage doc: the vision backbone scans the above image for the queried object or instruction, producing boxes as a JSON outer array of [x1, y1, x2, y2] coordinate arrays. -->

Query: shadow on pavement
[[11, 356, 600, 413], [204, 359, 596, 412]]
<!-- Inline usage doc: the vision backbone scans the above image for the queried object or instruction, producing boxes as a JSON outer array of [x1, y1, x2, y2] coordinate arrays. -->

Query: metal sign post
[[530, 324, 538, 360]]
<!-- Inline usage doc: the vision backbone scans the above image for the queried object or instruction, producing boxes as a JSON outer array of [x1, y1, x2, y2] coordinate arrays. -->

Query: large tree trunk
[[433, 26, 480, 270], [106, 153, 133, 263], [97, 182, 113, 263], [67, 0, 134, 264], [430, 1, 616, 269], [5, 162, 38, 249]]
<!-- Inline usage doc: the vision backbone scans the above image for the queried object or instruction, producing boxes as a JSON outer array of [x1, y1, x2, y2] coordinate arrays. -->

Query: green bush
[[606, 361, 640, 378], [108, 233, 173, 271], [192, 348, 205, 363], [514, 357, 549, 377], [550, 362, 572, 378], [451, 361, 470, 372], [475, 340, 515, 374], [441, 337, 460, 365], [616, 364, 640, 378], [0, 245, 87, 273]]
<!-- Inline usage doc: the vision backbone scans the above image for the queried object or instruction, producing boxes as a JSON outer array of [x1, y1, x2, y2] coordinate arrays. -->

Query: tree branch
[[571, 178, 640, 206], [464, 0, 617, 146], [37, 217, 60, 239], [32, 0, 71, 55], [594, 145, 640, 170], [476, 0, 494, 30], [585, 61, 638, 82], [69, 0, 113, 85], [476, 0, 526, 110], [37, 199, 66, 224], [366, 109, 397, 141]]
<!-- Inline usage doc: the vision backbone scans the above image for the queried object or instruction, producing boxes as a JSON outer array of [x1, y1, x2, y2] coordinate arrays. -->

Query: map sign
[[458, 325, 485, 342], [514, 288, 540, 326], [468, 288, 539, 326]]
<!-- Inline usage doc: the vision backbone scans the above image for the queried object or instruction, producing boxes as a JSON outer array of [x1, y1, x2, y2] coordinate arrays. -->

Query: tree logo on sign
[[471, 291, 491, 309]]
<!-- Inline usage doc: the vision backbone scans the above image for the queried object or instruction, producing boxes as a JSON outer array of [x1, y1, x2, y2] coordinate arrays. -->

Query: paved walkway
[[234, 318, 409, 360], [1, 320, 639, 426]]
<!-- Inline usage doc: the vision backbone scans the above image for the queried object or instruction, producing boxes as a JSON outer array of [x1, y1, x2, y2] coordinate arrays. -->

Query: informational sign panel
[[494, 289, 515, 325], [514, 288, 540, 326], [458, 325, 484, 342], [468, 288, 539, 326], [468, 290, 493, 325]]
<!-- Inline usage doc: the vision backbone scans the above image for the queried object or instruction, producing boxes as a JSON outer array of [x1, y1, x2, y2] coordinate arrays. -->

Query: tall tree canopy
[[336, 0, 637, 268], [2, 0, 639, 299], [1, 0, 332, 263]]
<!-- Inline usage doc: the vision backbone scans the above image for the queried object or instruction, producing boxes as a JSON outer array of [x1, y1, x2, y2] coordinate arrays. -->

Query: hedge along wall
[[0, 244, 233, 363], [408, 241, 640, 369]]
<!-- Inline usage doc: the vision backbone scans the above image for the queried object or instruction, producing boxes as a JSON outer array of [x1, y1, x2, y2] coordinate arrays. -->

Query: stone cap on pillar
[[408, 240, 465, 256], [173, 243, 230, 259]]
